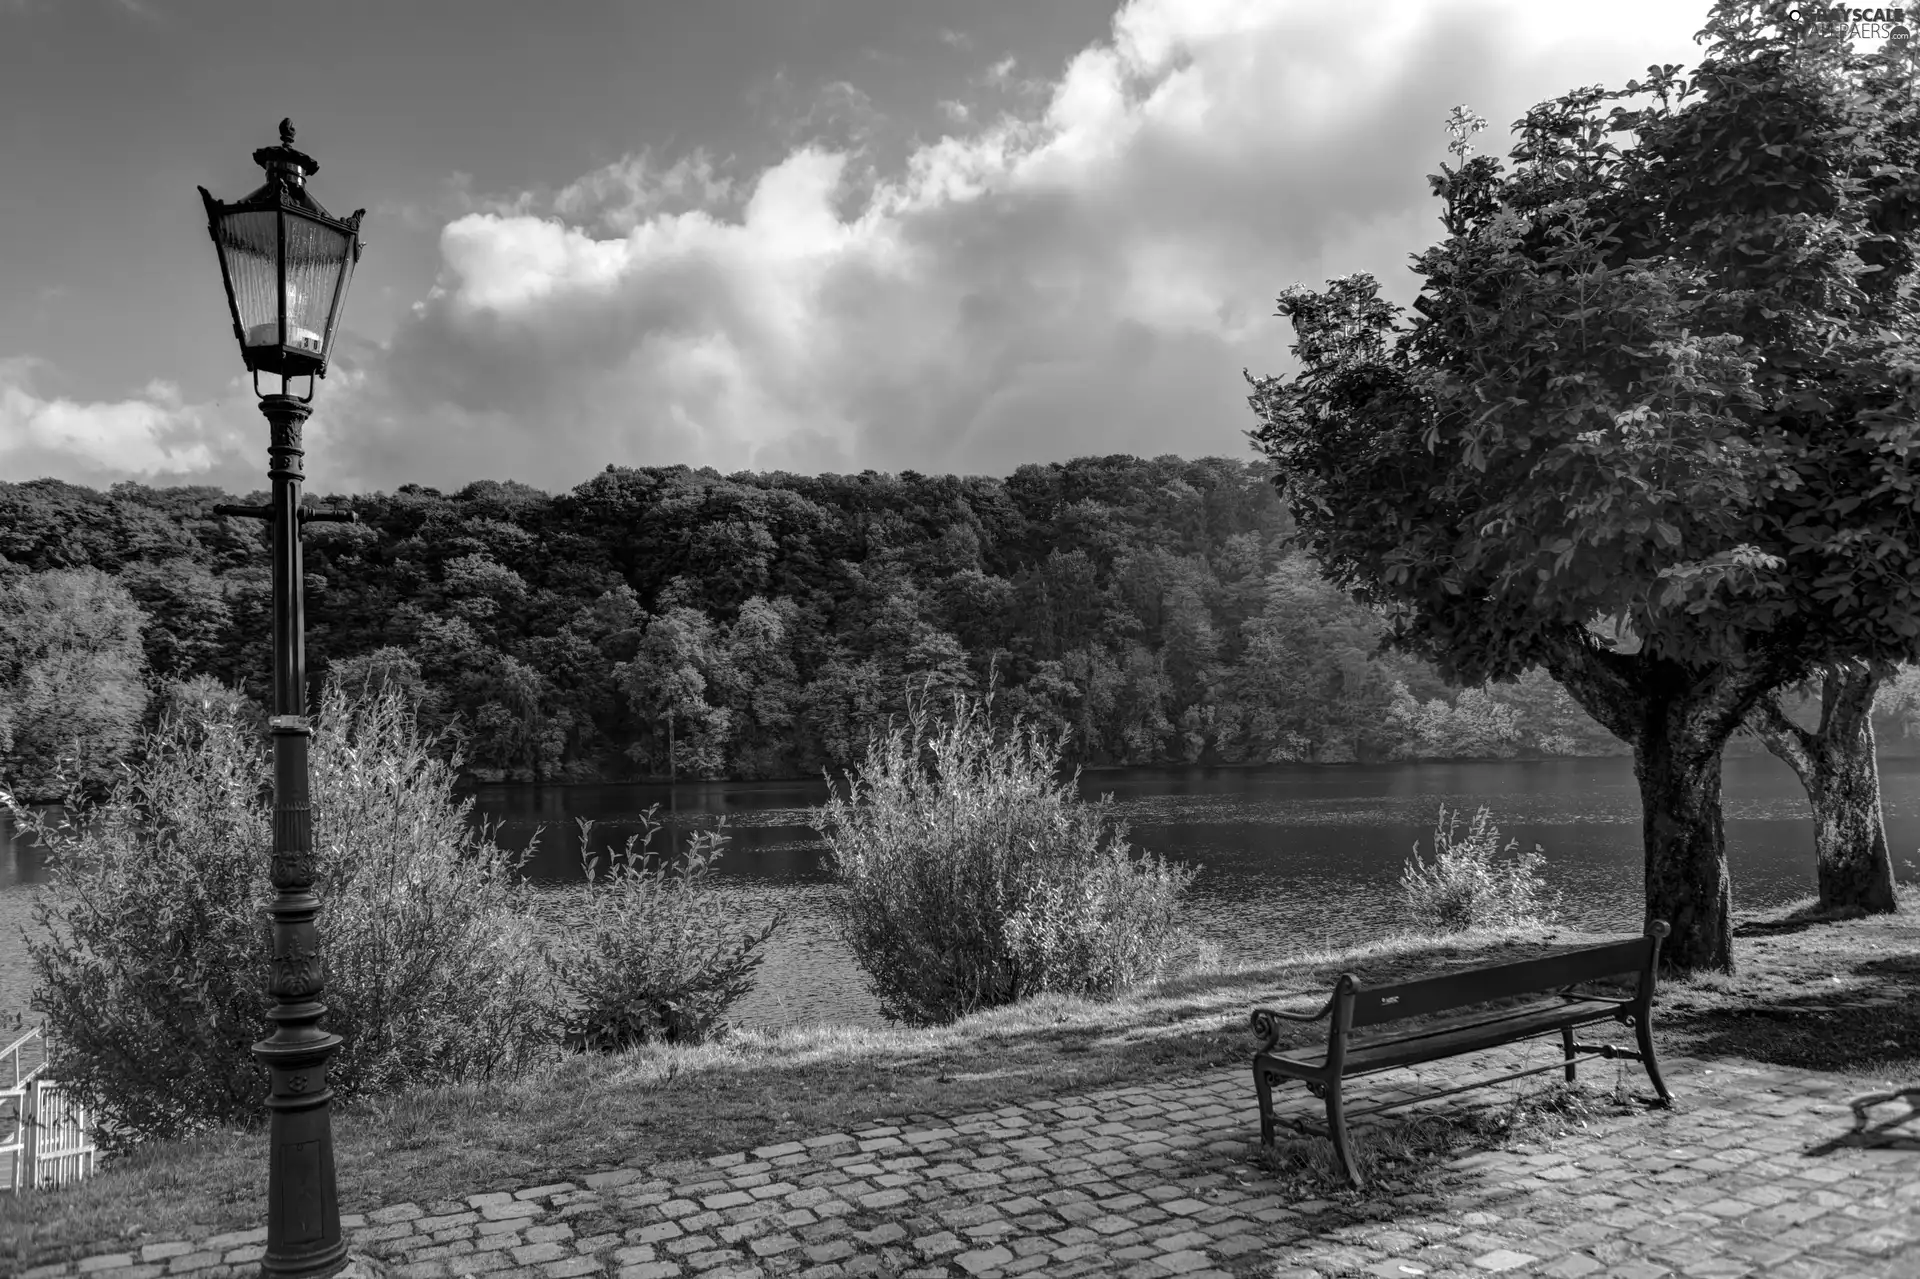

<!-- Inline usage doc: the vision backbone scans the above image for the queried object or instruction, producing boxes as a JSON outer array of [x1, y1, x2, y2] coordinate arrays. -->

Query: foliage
[[0, 455, 1638, 790], [0, 568, 150, 801], [1874, 664, 1920, 740], [813, 690, 1196, 1026], [1245, 3, 1920, 970], [5, 678, 555, 1150], [543, 812, 786, 1052], [1386, 686, 1523, 760], [1400, 805, 1557, 932]]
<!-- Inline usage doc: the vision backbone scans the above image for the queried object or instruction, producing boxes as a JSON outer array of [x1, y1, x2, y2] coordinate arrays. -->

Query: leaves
[[1249, 3, 1920, 681]]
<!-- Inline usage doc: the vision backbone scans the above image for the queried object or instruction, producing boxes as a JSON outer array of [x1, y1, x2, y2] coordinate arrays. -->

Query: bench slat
[[1263, 997, 1627, 1077], [1350, 994, 1616, 1052], [1349, 938, 1650, 1027]]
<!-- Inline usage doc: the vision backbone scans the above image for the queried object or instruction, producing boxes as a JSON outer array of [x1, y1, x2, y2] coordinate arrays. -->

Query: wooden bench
[[1249, 921, 1671, 1188]]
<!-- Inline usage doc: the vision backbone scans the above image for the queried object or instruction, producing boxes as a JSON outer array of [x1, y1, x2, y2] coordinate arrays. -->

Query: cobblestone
[[30, 1048, 1920, 1278]]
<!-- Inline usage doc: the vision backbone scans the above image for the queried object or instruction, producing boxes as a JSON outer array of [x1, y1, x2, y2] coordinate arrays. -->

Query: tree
[[1227, 555, 1432, 762], [723, 596, 803, 778], [1485, 667, 1628, 757], [1875, 663, 1920, 742], [615, 606, 734, 779], [1746, 661, 1899, 911], [1385, 685, 1523, 760], [116, 556, 232, 683], [6, 448, 1659, 787], [1247, 4, 1920, 970], [800, 651, 886, 772], [0, 568, 151, 800]]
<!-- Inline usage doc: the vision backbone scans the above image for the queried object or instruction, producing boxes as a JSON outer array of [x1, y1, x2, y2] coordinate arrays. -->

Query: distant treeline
[[3, 456, 1909, 797]]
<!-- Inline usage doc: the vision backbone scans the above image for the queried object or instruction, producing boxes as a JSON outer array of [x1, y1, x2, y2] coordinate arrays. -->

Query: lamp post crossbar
[[215, 504, 359, 526]]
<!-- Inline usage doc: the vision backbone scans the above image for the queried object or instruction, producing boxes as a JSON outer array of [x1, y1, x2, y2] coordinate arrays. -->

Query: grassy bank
[[5, 895, 1916, 1265]]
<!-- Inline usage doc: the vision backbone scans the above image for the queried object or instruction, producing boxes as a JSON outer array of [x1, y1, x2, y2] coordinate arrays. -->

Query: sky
[[0, 0, 1727, 498]]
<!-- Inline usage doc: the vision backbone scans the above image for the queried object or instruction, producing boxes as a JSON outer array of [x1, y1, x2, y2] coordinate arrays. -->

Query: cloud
[[552, 150, 739, 234], [9, 0, 1710, 495], [0, 357, 266, 492], [750, 72, 888, 154]]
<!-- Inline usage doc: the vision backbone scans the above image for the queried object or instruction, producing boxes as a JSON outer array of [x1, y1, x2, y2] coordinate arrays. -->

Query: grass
[[1657, 888, 1920, 1074], [5, 896, 1918, 1264]]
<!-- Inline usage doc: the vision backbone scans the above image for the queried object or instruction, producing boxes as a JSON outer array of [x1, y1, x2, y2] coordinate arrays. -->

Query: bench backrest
[[1346, 932, 1657, 1029]]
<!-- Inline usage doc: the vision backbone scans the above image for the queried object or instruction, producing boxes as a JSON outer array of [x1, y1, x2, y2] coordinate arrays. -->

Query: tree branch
[[1746, 691, 1816, 785], [1692, 641, 1808, 752], [1820, 659, 1884, 741], [1539, 630, 1643, 746]]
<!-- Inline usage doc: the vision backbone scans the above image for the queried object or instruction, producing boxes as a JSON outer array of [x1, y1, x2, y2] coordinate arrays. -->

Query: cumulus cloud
[[322, 0, 1703, 493], [551, 150, 739, 235], [0, 357, 266, 492], [9, 0, 1710, 495]]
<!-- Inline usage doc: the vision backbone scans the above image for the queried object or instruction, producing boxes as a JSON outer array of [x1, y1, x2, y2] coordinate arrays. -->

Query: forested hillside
[[4, 453, 1855, 794]]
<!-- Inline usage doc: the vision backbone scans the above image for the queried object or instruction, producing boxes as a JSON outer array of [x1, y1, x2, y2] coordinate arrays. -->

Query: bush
[[7, 677, 557, 1150], [813, 691, 1196, 1026], [543, 812, 785, 1052], [1400, 803, 1556, 932]]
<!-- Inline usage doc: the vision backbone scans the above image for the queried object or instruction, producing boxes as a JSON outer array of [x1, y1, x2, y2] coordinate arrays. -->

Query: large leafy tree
[[1247, 2, 1920, 970]]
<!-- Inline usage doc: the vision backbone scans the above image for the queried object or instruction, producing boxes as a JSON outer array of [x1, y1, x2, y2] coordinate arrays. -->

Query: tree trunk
[[1545, 637, 1799, 974], [1746, 662, 1898, 914], [1634, 717, 1734, 973]]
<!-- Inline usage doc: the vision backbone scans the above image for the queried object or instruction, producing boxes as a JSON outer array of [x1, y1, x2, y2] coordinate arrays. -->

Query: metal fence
[[0, 1023, 96, 1192]]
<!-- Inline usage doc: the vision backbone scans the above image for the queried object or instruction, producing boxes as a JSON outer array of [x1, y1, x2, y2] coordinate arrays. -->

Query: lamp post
[[199, 119, 364, 1279]]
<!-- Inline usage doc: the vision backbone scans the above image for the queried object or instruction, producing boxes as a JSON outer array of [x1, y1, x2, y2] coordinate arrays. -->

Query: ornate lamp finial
[[251, 118, 319, 186]]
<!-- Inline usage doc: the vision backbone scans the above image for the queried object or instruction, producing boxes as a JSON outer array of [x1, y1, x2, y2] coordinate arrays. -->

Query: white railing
[[29, 1078, 95, 1186], [0, 1024, 96, 1192]]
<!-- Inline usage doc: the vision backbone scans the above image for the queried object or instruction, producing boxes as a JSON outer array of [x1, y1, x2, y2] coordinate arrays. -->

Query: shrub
[[1400, 803, 1556, 932], [542, 812, 785, 1053], [7, 677, 556, 1150], [813, 691, 1196, 1026]]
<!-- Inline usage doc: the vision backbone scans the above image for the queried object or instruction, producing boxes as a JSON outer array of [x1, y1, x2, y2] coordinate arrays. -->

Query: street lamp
[[199, 119, 364, 1279]]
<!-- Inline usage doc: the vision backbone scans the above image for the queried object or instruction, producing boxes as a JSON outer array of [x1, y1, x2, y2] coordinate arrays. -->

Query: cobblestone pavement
[[22, 1048, 1920, 1279]]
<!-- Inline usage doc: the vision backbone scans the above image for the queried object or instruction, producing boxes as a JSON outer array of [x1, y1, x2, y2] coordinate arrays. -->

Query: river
[[4, 755, 1916, 1030]]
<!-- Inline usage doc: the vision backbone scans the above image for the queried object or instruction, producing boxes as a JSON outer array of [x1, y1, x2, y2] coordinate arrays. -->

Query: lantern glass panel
[[216, 210, 281, 347], [286, 217, 352, 358]]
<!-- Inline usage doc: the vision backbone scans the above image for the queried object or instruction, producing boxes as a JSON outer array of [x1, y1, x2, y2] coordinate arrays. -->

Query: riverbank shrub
[[543, 813, 785, 1052], [6, 677, 555, 1150], [814, 692, 1196, 1026], [1400, 804, 1556, 932]]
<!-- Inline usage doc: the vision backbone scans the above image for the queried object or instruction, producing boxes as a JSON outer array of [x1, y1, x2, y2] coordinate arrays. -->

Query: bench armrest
[[1250, 995, 1335, 1049]]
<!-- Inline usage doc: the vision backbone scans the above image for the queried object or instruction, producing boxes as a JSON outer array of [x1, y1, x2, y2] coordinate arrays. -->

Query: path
[[19, 1048, 1920, 1279]]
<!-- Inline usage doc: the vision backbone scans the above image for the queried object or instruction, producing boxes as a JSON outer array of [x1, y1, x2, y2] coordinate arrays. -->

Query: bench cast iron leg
[[1325, 1081, 1362, 1190], [1634, 1014, 1671, 1105], [1253, 1063, 1276, 1146], [1561, 1026, 1577, 1084]]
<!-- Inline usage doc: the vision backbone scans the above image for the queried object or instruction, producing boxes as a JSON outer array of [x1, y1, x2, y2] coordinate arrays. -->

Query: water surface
[[5, 755, 1915, 1030]]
